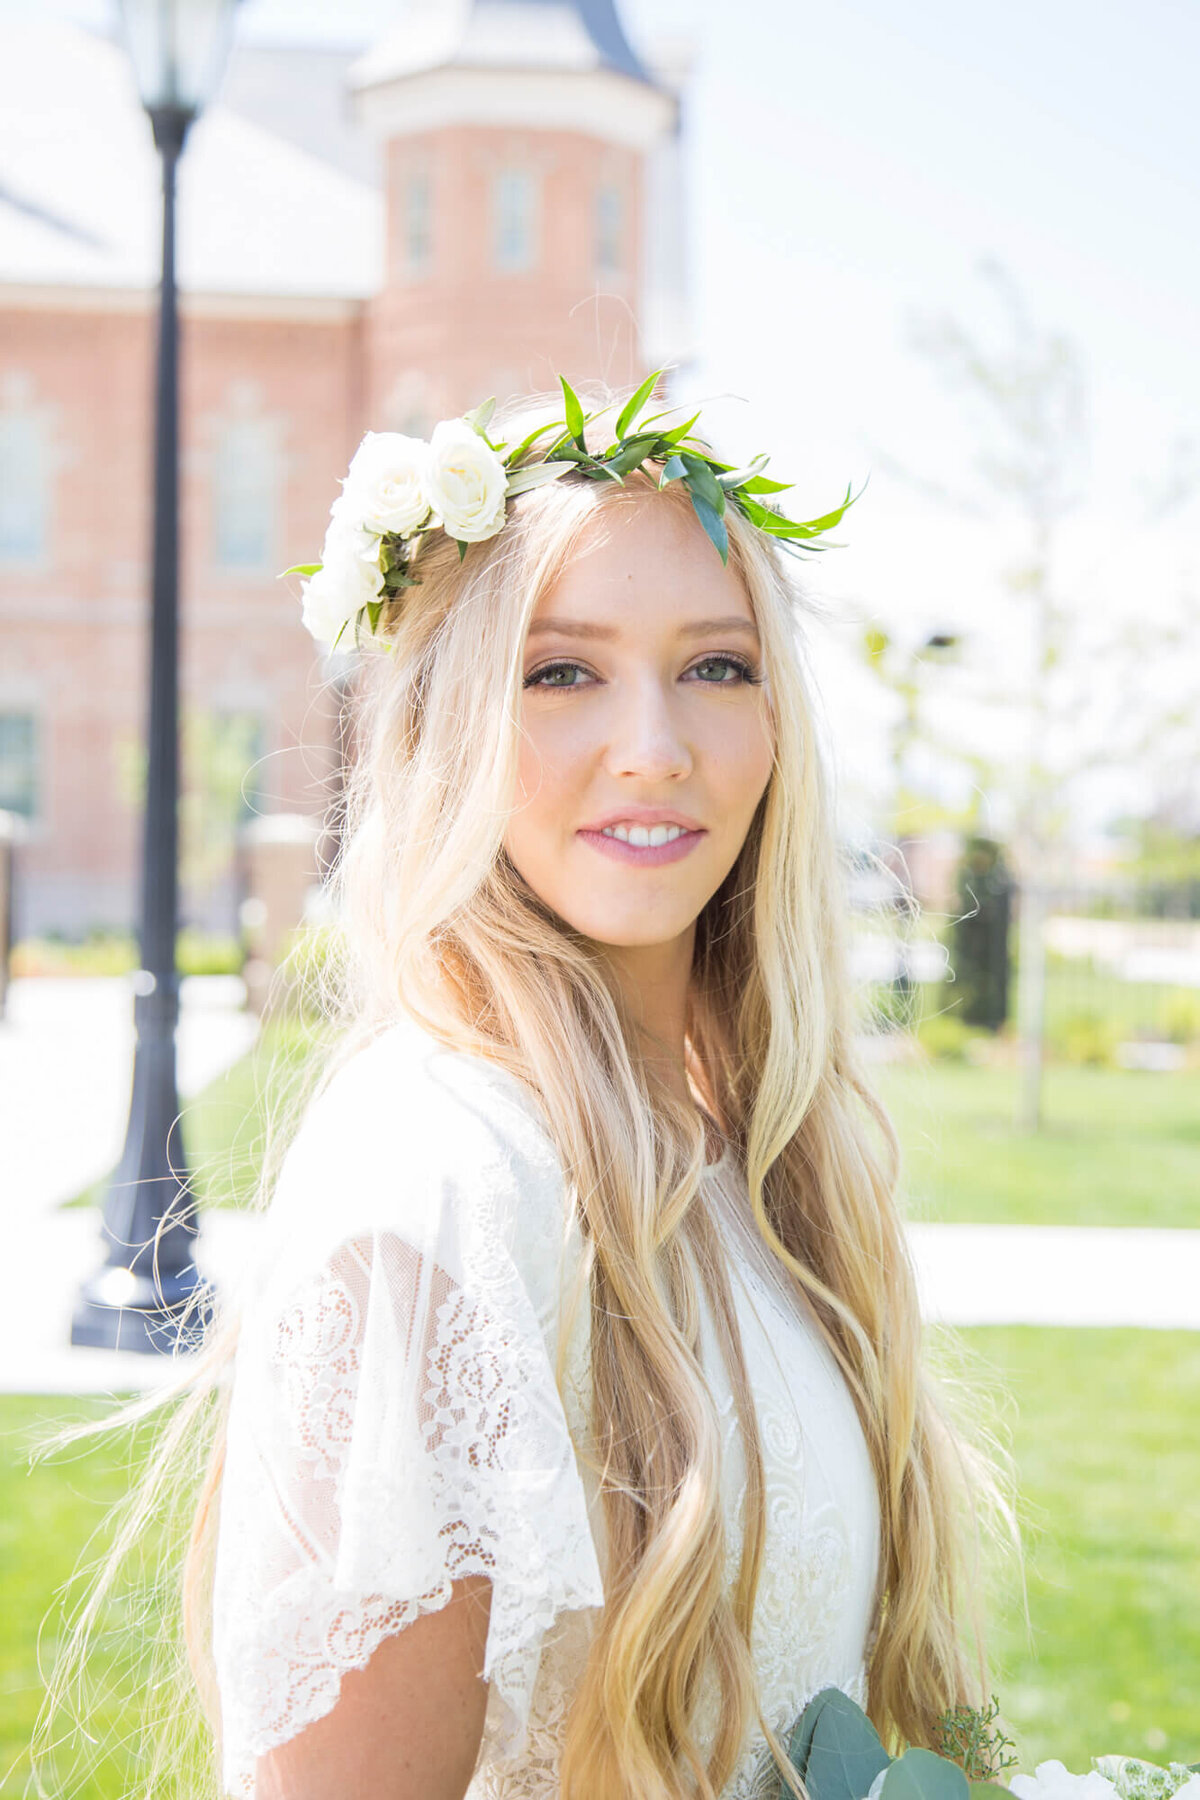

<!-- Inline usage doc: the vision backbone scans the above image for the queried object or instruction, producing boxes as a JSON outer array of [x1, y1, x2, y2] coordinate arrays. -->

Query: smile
[[577, 826, 706, 867]]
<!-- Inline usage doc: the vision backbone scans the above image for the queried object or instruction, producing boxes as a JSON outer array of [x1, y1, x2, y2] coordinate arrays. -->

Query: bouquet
[[782, 1690, 1200, 1800]]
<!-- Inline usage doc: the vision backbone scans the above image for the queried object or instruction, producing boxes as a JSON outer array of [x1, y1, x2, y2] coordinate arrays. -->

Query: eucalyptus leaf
[[658, 453, 687, 486], [280, 562, 322, 579], [686, 488, 729, 564], [796, 1690, 891, 1800], [615, 369, 662, 439], [681, 452, 727, 516], [784, 1687, 843, 1786], [504, 460, 578, 496], [881, 1750, 969, 1800], [560, 375, 587, 448]]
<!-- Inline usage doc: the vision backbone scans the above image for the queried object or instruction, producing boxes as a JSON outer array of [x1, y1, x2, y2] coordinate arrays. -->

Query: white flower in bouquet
[[1010, 1762, 1120, 1800], [301, 514, 383, 649], [425, 417, 508, 543], [336, 430, 431, 537]]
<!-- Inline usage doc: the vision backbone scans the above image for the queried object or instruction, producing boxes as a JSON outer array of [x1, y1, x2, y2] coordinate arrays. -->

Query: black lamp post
[[72, 0, 240, 1354]]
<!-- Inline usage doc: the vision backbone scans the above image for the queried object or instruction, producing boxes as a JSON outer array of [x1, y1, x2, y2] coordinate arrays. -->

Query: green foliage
[[952, 838, 1013, 1031], [11, 931, 242, 979], [1052, 1010, 1120, 1068], [934, 1698, 1019, 1781], [917, 1012, 981, 1063]]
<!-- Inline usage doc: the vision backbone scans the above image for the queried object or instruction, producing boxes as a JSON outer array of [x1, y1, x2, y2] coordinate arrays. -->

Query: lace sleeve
[[210, 1027, 605, 1799]]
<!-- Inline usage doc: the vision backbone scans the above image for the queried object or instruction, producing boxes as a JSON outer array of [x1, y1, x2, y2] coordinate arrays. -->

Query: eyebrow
[[526, 615, 760, 641]]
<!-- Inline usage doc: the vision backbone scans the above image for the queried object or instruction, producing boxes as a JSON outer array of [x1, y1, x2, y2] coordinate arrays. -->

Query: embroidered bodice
[[211, 1019, 881, 1798]]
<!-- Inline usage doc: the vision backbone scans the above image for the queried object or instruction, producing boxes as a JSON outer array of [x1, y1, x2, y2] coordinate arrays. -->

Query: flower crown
[[286, 372, 860, 651]]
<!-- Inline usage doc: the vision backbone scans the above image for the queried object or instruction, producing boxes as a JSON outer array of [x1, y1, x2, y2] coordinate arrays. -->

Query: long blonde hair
[[37, 394, 1014, 1800]]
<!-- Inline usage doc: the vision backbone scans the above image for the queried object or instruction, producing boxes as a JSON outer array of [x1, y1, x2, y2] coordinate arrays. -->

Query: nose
[[602, 673, 693, 783]]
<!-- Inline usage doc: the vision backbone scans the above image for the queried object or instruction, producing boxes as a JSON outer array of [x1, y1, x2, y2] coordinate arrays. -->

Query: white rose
[[425, 417, 509, 543], [335, 430, 431, 537], [1010, 1764, 1119, 1800], [301, 514, 383, 648]]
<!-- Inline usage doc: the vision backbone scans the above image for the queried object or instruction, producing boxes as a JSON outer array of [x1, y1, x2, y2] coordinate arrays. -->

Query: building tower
[[349, 0, 677, 428]]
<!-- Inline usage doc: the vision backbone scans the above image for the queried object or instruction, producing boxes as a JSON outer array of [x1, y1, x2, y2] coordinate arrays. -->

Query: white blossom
[[336, 430, 431, 537], [300, 513, 383, 649], [1010, 1763, 1120, 1800], [425, 418, 509, 543]]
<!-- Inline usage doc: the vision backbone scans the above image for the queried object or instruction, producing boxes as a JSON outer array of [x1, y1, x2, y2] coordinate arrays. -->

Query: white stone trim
[[353, 67, 675, 151]]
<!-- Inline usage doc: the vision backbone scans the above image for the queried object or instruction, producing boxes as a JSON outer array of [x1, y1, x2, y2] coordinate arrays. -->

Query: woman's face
[[504, 495, 775, 956]]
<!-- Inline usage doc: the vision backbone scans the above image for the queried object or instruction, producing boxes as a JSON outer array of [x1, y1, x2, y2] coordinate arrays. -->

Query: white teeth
[[600, 823, 689, 846]]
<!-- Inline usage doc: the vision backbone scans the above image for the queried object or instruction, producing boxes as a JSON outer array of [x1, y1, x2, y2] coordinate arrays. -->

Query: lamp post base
[[71, 1262, 213, 1356]]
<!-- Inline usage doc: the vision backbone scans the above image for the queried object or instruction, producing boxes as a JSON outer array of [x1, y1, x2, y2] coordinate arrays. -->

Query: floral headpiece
[[286, 372, 860, 650]]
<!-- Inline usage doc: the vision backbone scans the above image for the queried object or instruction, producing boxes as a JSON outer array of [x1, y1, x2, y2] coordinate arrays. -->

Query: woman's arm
[[254, 1576, 493, 1800]]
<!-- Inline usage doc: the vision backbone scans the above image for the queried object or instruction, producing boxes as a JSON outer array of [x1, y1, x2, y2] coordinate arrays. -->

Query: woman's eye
[[688, 654, 758, 685], [524, 660, 591, 689]]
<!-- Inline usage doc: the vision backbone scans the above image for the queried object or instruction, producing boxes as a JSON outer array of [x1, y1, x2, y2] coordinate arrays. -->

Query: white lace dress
[[211, 1018, 881, 1798]]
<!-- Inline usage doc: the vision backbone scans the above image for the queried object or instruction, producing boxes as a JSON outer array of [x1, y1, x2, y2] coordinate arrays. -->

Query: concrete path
[[0, 977, 1197, 1396]]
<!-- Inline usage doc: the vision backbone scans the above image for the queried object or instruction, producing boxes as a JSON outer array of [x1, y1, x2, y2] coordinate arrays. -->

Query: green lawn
[[3, 1327, 1198, 1791], [880, 1063, 1200, 1228]]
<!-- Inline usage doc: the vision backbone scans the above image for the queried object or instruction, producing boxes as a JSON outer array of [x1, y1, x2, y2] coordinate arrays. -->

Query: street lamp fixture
[[72, 0, 240, 1355]]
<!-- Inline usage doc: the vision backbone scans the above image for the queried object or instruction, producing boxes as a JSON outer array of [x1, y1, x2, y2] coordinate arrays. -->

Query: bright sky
[[21, 0, 1200, 835]]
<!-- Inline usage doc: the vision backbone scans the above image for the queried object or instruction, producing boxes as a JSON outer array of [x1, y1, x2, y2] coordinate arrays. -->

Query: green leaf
[[882, 1750, 969, 1800], [615, 369, 662, 439], [280, 562, 321, 579], [365, 598, 385, 634], [462, 396, 497, 439], [681, 452, 728, 516], [794, 1690, 890, 1800], [456, 539, 468, 562], [968, 1785, 1012, 1799], [658, 453, 687, 486], [686, 488, 729, 564], [505, 419, 567, 465], [560, 375, 587, 448], [740, 474, 794, 495], [504, 460, 578, 496], [661, 410, 703, 447], [785, 1688, 838, 1787], [715, 453, 772, 490]]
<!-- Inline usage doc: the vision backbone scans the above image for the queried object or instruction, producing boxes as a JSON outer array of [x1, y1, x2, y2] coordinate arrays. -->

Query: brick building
[[0, 1, 681, 936]]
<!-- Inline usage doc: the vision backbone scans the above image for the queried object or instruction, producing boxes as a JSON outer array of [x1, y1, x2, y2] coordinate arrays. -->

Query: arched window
[[402, 169, 433, 278], [595, 181, 624, 282], [212, 411, 280, 572], [0, 395, 50, 562], [0, 712, 39, 819], [493, 168, 538, 273]]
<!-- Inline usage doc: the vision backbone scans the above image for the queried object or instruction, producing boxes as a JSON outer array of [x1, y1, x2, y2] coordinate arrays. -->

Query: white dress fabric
[[211, 1018, 881, 1799]]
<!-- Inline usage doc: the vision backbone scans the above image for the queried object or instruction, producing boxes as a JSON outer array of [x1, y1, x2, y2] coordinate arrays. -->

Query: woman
[[94, 385, 1006, 1800]]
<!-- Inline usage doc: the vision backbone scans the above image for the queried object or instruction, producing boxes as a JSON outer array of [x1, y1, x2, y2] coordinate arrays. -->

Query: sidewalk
[[1, 977, 1197, 1395]]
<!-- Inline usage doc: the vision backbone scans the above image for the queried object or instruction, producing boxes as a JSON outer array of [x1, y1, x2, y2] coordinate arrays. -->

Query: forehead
[[529, 493, 757, 635]]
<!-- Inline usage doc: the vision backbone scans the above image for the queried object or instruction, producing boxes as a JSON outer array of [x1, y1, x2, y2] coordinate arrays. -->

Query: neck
[[599, 927, 695, 1108]]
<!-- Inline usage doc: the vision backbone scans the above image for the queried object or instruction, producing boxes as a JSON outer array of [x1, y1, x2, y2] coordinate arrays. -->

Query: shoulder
[[258, 1016, 568, 1291]]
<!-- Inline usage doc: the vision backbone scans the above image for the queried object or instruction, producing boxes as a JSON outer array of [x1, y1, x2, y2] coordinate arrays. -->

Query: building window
[[596, 182, 624, 281], [493, 168, 538, 273], [0, 406, 49, 562], [403, 170, 433, 277], [0, 713, 38, 819], [212, 414, 278, 571]]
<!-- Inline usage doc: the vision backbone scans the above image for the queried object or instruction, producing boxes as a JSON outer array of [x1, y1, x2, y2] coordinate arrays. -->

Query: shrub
[[917, 1013, 978, 1062], [1053, 1010, 1119, 1068]]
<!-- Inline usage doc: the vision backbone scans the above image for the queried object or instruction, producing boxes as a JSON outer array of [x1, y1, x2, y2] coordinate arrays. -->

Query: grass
[[3, 1329, 1198, 1790], [880, 1063, 1200, 1228], [952, 1325, 1200, 1771]]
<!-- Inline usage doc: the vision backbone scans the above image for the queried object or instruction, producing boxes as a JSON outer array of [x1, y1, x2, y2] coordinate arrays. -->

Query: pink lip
[[577, 826, 707, 868], [580, 807, 705, 832]]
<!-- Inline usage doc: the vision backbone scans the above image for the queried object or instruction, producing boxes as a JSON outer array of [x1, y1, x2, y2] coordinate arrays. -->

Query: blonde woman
[[182, 386, 1003, 1800]]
